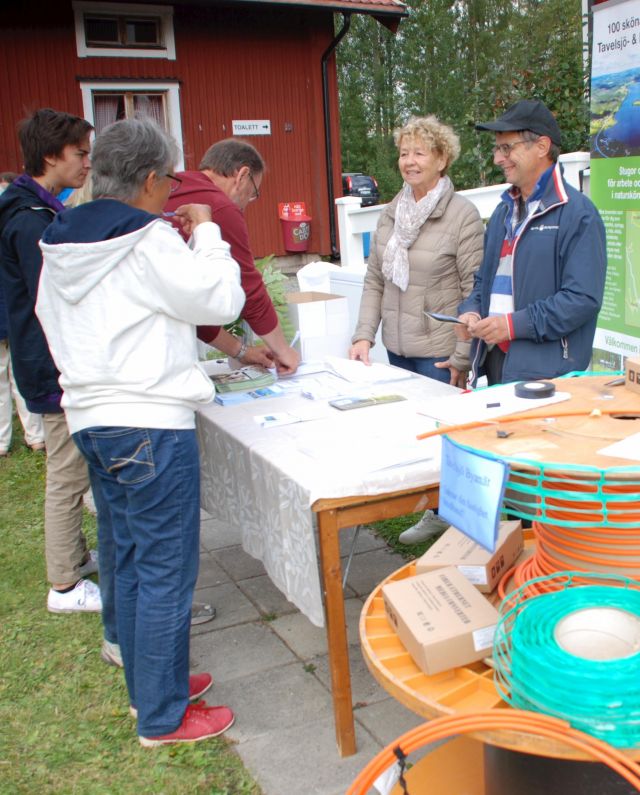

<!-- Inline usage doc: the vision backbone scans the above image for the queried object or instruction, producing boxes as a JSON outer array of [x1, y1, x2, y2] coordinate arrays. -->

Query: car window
[[351, 176, 375, 188]]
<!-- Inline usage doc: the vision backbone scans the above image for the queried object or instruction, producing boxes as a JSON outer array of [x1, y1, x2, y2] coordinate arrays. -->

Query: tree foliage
[[337, 0, 587, 199]]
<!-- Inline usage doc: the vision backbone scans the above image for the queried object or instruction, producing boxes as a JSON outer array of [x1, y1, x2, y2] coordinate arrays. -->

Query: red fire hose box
[[278, 201, 311, 252]]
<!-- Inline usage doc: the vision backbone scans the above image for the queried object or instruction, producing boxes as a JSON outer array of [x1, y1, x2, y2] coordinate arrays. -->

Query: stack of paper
[[211, 366, 275, 394], [214, 384, 285, 406]]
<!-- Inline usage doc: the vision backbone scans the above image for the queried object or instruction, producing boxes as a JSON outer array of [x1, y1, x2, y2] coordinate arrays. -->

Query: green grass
[[0, 419, 261, 795], [369, 512, 440, 560]]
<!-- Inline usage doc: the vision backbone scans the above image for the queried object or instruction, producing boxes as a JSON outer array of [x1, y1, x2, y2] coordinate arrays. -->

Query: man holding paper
[[457, 99, 606, 386], [166, 138, 299, 375]]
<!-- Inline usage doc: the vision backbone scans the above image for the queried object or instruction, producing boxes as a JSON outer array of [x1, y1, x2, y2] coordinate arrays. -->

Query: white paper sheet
[[324, 356, 415, 385], [598, 432, 640, 462], [417, 383, 571, 426]]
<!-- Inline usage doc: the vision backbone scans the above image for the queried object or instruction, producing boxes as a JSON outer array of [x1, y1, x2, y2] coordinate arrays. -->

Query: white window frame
[[80, 81, 185, 171], [73, 1, 176, 60]]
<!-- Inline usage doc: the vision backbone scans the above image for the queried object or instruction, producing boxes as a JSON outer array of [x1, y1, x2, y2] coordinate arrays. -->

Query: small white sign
[[232, 119, 271, 136]]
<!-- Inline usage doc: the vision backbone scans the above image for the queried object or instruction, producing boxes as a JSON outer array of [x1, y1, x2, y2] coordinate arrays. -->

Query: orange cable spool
[[346, 710, 640, 794], [498, 502, 640, 599]]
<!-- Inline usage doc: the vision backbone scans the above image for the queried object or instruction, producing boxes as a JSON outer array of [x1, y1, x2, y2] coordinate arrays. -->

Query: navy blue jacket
[[458, 163, 607, 385], [0, 179, 62, 411], [0, 276, 7, 341]]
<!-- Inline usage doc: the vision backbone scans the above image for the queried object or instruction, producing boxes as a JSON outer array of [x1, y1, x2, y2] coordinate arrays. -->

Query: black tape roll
[[514, 381, 556, 399]]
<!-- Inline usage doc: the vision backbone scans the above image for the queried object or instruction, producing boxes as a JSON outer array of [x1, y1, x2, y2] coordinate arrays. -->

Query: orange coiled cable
[[499, 513, 640, 600], [346, 709, 640, 794]]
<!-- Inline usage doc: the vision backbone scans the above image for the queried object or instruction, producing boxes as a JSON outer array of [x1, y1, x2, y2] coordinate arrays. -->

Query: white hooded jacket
[[36, 199, 245, 433]]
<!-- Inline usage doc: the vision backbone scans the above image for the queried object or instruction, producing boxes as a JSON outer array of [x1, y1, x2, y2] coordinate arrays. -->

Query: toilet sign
[[232, 119, 271, 136]]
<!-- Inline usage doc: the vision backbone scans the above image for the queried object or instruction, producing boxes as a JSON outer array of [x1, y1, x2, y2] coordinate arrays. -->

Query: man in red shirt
[[165, 139, 299, 374]]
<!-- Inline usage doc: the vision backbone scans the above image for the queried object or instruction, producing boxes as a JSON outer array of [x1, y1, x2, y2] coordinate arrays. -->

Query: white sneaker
[[47, 579, 102, 613], [101, 638, 123, 668], [78, 549, 98, 578], [398, 510, 449, 545]]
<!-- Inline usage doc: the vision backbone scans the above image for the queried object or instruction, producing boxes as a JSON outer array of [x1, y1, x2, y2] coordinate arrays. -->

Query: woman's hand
[[349, 340, 372, 365], [434, 360, 468, 388], [173, 204, 212, 237]]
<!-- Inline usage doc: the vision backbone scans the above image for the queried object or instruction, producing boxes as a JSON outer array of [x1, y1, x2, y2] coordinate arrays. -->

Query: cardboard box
[[286, 291, 350, 360], [625, 356, 640, 395], [382, 567, 499, 676], [415, 520, 523, 593]]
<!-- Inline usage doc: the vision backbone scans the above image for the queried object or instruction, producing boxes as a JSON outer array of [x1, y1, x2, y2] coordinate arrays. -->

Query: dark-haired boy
[[0, 108, 101, 614]]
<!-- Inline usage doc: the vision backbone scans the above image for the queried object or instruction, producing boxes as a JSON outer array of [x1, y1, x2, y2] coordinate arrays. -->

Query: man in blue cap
[[401, 99, 607, 545], [458, 99, 607, 387]]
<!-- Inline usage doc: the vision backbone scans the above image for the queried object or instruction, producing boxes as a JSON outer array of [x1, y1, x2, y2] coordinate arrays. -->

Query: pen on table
[[486, 401, 501, 408], [290, 330, 301, 348]]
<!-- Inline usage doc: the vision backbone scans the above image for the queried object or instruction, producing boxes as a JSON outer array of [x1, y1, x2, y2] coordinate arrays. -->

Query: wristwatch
[[235, 339, 248, 362]]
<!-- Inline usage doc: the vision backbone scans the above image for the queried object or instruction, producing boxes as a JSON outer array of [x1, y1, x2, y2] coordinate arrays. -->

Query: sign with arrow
[[232, 120, 271, 136]]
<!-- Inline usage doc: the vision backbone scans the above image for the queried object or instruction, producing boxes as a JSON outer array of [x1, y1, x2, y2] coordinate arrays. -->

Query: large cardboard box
[[382, 567, 499, 676], [625, 356, 640, 395], [286, 291, 350, 360], [415, 520, 523, 593]]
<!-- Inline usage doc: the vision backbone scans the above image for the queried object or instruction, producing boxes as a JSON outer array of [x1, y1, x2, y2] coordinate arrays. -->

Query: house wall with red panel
[[0, 1, 343, 257]]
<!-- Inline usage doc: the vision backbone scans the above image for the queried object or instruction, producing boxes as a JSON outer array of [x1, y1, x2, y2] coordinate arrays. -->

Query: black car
[[341, 173, 380, 206]]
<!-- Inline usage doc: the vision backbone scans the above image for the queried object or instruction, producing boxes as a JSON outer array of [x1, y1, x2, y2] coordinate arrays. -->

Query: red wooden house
[[0, 0, 406, 260]]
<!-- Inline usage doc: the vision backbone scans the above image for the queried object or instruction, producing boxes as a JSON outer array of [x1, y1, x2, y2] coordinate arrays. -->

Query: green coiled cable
[[494, 572, 640, 747]]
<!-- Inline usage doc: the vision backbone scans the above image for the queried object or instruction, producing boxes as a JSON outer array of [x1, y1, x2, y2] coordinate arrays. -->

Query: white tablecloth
[[196, 368, 458, 626]]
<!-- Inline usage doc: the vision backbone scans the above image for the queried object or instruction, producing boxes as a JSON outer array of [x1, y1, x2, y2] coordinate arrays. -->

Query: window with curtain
[[92, 92, 166, 134]]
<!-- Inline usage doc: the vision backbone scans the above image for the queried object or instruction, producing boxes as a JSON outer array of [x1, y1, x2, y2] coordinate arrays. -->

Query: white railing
[[336, 152, 591, 271]]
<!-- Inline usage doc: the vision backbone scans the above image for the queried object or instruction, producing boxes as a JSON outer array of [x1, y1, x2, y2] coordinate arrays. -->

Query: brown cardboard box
[[382, 567, 499, 676], [415, 520, 523, 593], [625, 356, 640, 395]]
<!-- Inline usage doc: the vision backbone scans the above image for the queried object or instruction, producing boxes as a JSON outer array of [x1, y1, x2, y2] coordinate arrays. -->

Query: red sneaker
[[130, 672, 213, 718], [189, 672, 213, 701], [139, 703, 235, 747]]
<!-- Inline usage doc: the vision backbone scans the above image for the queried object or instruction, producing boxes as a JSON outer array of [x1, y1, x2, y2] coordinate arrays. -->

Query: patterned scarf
[[381, 175, 449, 291]]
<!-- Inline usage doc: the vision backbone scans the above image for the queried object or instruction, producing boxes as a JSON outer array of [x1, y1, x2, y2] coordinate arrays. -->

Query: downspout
[[321, 12, 351, 260]]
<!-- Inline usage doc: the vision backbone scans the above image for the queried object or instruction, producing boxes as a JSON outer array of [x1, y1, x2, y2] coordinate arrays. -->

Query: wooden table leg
[[317, 507, 357, 757]]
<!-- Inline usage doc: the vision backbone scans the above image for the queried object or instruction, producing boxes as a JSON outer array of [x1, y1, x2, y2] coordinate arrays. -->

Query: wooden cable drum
[[439, 376, 640, 599], [361, 559, 640, 764], [346, 710, 640, 795]]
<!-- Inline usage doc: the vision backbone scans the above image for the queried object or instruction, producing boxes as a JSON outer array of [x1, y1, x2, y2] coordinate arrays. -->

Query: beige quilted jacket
[[353, 183, 484, 371]]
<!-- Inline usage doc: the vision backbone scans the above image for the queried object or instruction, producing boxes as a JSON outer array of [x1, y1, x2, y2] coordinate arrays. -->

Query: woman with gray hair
[[35, 117, 245, 746], [349, 115, 484, 544]]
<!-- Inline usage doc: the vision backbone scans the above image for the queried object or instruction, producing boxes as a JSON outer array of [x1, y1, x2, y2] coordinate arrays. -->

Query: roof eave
[[209, 0, 408, 22]]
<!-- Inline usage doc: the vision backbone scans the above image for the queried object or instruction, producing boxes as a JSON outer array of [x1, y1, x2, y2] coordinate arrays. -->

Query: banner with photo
[[590, 0, 640, 370]]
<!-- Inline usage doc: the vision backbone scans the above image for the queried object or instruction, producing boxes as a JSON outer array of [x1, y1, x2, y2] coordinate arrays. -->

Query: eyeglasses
[[493, 140, 528, 158], [248, 172, 260, 201], [166, 173, 182, 194]]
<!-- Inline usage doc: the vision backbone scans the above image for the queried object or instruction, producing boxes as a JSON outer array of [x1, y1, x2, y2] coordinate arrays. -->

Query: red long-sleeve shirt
[[165, 170, 278, 342]]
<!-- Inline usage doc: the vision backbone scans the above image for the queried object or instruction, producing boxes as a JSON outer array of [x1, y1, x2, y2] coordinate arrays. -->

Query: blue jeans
[[387, 351, 451, 384], [73, 427, 200, 737]]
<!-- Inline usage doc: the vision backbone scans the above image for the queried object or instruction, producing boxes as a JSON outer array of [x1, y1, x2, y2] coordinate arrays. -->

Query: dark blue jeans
[[387, 351, 451, 384], [73, 427, 200, 737]]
